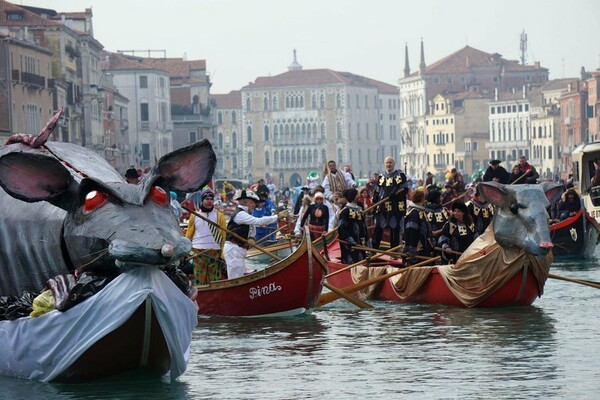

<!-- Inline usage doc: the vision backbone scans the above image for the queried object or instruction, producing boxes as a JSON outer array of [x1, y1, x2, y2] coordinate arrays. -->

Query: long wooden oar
[[319, 256, 441, 306], [548, 273, 600, 289], [324, 243, 406, 279], [181, 205, 283, 262], [442, 187, 474, 207], [323, 282, 372, 308], [435, 247, 464, 256], [184, 248, 211, 263], [364, 188, 405, 215], [349, 243, 436, 262], [255, 224, 288, 245]]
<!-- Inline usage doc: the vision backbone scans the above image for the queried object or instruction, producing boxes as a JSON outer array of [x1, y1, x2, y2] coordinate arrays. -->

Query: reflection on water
[[0, 372, 192, 400], [1, 253, 600, 399]]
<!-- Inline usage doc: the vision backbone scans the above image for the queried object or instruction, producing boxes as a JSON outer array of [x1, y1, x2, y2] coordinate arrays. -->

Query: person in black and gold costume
[[372, 156, 410, 249], [337, 188, 368, 264], [404, 189, 434, 264], [424, 189, 450, 239], [438, 202, 478, 263], [466, 185, 495, 235]]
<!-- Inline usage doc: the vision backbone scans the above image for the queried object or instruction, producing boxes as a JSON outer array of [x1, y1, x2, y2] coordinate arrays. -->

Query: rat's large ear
[[0, 152, 78, 210], [147, 139, 216, 192]]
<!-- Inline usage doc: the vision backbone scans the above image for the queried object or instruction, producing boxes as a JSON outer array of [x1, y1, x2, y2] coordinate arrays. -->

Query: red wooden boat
[[325, 229, 551, 308], [196, 234, 328, 316]]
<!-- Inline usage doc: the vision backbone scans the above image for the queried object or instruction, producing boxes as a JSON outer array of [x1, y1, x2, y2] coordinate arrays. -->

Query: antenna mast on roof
[[519, 30, 527, 65], [117, 49, 167, 58]]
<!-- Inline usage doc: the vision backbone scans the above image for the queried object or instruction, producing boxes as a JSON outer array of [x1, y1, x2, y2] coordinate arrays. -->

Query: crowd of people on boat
[[122, 152, 584, 286]]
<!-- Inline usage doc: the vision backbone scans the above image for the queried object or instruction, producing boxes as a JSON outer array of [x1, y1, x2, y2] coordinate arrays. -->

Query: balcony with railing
[[21, 72, 45, 88], [11, 70, 46, 88]]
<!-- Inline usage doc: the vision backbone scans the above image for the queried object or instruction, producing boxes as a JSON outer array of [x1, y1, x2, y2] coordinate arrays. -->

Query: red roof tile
[[139, 58, 206, 78], [419, 45, 547, 75], [101, 51, 159, 72], [0, 0, 63, 27], [213, 90, 242, 109], [245, 68, 397, 93]]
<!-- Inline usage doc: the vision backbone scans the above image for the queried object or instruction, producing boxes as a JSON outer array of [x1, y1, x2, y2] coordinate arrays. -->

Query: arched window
[[218, 111, 223, 124], [548, 146, 553, 159], [307, 123, 312, 136], [336, 93, 342, 107], [273, 96, 278, 110], [265, 151, 270, 165], [312, 94, 317, 109], [247, 126, 253, 142], [291, 150, 296, 163], [313, 123, 318, 137], [247, 152, 253, 167], [337, 121, 343, 139], [246, 97, 251, 111], [301, 123, 306, 136], [264, 125, 270, 141], [337, 148, 343, 163], [232, 157, 238, 170], [321, 149, 327, 164], [232, 132, 237, 148], [285, 150, 291, 163], [274, 150, 279, 164], [263, 97, 269, 111], [274, 125, 279, 140], [320, 94, 325, 108], [232, 111, 237, 124], [218, 132, 223, 148], [285, 124, 290, 137], [308, 150, 313, 162], [302, 149, 307, 163], [320, 123, 326, 138]]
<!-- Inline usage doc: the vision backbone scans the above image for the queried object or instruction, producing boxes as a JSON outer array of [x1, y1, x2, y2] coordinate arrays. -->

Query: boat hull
[[56, 299, 170, 382], [550, 209, 598, 258], [196, 237, 328, 317], [326, 258, 544, 308], [0, 268, 197, 382], [377, 266, 542, 307]]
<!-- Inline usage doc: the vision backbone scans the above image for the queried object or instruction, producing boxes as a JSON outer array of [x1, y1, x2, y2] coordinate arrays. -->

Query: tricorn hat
[[489, 159, 502, 166], [234, 189, 260, 202]]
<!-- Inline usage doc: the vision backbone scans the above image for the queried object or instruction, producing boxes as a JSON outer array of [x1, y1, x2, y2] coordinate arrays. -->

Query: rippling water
[[1, 255, 600, 399]]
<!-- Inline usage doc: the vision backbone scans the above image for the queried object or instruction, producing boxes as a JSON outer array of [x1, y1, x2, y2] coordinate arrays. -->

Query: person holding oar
[[424, 189, 450, 240], [224, 189, 288, 279], [466, 184, 495, 235], [299, 192, 330, 241], [437, 201, 478, 263], [185, 188, 228, 284], [253, 189, 278, 245], [372, 156, 410, 250], [404, 189, 434, 265], [338, 188, 368, 264]]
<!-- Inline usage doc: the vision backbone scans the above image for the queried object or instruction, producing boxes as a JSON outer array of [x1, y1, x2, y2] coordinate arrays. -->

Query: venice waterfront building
[[399, 41, 549, 179], [233, 52, 399, 188]]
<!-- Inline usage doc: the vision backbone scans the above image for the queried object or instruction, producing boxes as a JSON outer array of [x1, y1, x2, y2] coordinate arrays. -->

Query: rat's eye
[[149, 186, 168, 206], [83, 190, 108, 213]]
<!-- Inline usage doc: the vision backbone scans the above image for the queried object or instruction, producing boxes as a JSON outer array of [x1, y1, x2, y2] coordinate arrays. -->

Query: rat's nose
[[161, 243, 174, 257]]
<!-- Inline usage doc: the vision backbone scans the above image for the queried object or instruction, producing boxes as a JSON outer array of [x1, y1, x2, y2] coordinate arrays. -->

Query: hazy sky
[[19, 0, 600, 94]]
